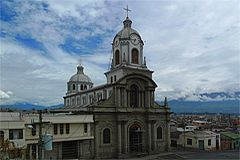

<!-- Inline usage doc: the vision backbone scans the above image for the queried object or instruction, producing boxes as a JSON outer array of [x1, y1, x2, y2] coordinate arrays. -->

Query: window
[[208, 139, 211, 146], [81, 84, 83, 90], [0, 131, 4, 143], [67, 99, 70, 106], [131, 48, 139, 64], [103, 128, 111, 144], [54, 124, 58, 135], [157, 126, 163, 139], [82, 96, 86, 105], [72, 98, 75, 105], [115, 50, 120, 65], [111, 76, 113, 83], [84, 85, 87, 90], [77, 97, 80, 104], [89, 95, 93, 103], [114, 75, 116, 82], [84, 123, 88, 133], [187, 138, 192, 145], [9, 129, 23, 140], [31, 124, 36, 136], [109, 90, 112, 96], [130, 84, 139, 107], [66, 124, 70, 134], [60, 124, 64, 134], [72, 84, 75, 90]]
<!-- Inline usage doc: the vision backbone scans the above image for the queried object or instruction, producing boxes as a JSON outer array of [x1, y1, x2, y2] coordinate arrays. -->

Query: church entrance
[[129, 123, 143, 152]]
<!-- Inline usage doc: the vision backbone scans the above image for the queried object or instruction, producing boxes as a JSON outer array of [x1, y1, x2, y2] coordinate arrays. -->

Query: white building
[[177, 125, 198, 132], [0, 111, 94, 159], [179, 131, 220, 151], [0, 112, 25, 159], [24, 113, 94, 159]]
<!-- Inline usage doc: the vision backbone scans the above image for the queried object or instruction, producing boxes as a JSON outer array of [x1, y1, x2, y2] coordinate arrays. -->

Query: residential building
[[179, 131, 220, 151], [220, 131, 240, 150], [24, 113, 93, 159], [0, 112, 25, 159]]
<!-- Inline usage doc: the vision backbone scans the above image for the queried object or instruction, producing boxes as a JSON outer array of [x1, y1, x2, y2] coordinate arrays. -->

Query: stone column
[[29, 145, 32, 160], [124, 90, 127, 107], [118, 122, 122, 155], [148, 122, 151, 153], [147, 90, 151, 108], [126, 90, 129, 107], [123, 121, 128, 154], [166, 122, 171, 151], [151, 122, 155, 151], [142, 91, 144, 108], [138, 91, 141, 107], [118, 88, 121, 107]]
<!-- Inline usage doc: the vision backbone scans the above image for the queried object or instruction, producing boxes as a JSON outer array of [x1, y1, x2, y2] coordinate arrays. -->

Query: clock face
[[130, 34, 140, 45], [114, 36, 120, 47]]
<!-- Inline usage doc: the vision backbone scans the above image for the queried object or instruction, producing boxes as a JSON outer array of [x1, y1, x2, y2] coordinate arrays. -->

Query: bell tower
[[105, 7, 153, 84]]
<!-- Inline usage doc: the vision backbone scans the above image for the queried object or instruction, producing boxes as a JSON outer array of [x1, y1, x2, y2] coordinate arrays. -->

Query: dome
[[69, 65, 92, 83], [117, 27, 140, 39], [114, 17, 141, 40], [69, 74, 92, 83]]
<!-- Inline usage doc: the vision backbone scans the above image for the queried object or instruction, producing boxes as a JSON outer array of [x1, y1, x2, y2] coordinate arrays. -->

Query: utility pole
[[38, 110, 42, 160], [183, 113, 186, 150]]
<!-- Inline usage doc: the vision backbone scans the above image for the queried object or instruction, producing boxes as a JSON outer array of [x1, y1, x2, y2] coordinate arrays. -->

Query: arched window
[[157, 126, 163, 139], [84, 85, 87, 90], [81, 84, 83, 90], [115, 50, 120, 65], [130, 84, 139, 108], [111, 76, 113, 83], [132, 49, 139, 64], [103, 128, 111, 144], [72, 84, 76, 90]]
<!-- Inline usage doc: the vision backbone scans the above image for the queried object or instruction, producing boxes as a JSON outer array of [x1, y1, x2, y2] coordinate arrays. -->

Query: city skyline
[[1, 0, 239, 105]]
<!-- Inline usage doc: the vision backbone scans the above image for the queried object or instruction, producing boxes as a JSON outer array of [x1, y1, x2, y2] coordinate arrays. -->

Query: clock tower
[[105, 15, 153, 84]]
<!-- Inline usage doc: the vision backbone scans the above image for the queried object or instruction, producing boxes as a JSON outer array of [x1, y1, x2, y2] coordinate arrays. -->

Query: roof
[[0, 112, 23, 121], [69, 73, 92, 83], [69, 65, 92, 83], [221, 131, 240, 139], [114, 17, 142, 41]]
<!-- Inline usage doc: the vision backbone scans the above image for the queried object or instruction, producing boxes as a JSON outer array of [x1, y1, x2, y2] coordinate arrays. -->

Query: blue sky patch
[[15, 35, 46, 52], [0, 31, 7, 37], [60, 36, 103, 54], [0, 1, 17, 22]]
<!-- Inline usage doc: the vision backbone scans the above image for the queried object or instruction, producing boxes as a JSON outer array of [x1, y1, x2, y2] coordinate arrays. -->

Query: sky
[[0, 0, 239, 105]]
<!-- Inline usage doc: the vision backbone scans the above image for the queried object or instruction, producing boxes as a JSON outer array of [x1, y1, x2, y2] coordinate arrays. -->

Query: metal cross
[[78, 58, 82, 66], [123, 5, 131, 18]]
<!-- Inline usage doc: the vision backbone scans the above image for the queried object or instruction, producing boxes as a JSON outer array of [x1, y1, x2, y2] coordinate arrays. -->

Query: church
[[58, 11, 171, 159]]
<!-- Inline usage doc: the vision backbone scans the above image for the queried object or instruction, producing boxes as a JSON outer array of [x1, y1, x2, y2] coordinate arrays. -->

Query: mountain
[[0, 102, 63, 111], [177, 91, 240, 101], [167, 100, 239, 114], [1, 92, 239, 114]]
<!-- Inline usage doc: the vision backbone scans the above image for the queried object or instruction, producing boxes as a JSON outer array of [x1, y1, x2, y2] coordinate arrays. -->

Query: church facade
[[61, 15, 171, 159]]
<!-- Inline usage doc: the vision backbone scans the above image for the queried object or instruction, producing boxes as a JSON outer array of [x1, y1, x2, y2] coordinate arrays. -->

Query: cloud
[[0, 0, 239, 105], [0, 90, 13, 99]]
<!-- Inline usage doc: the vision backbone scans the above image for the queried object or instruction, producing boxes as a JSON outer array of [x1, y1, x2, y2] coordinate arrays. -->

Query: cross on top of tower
[[123, 5, 131, 18], [78, 58, 83, 66]]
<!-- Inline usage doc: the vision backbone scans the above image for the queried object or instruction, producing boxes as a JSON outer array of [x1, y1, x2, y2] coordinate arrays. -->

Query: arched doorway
[[129, 123, 143, 152]]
